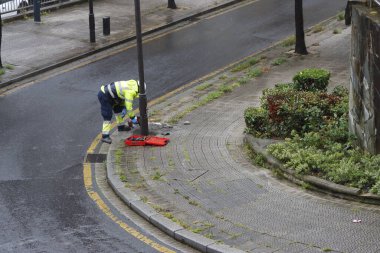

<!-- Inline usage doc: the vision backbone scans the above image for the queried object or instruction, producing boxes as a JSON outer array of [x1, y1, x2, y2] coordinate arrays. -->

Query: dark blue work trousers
[[97, 91, 124, 121]]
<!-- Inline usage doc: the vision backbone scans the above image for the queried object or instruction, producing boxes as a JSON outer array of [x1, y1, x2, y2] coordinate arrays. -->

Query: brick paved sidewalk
[[108, 19, 380, 253]]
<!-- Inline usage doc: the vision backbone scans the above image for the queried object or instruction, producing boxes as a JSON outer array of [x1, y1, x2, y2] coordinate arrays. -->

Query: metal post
[[103, 16, 110, 36], [89, 0, 95, 43], [134, 0, 149, 136], [33, 0, 41, 23]]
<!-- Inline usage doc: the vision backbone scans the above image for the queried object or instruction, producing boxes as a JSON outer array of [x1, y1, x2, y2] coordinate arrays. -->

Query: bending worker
[[98, 80, 140, 144]]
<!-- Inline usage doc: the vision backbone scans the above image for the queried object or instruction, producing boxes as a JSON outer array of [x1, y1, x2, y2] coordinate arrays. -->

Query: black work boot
[[101, 135, 112, 144], [118, 125, 131, 132]]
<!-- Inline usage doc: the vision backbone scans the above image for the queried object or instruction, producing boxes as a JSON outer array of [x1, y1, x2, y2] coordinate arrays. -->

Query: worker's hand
[[121, 108, 127, 118], [131, 116, 139, 124]]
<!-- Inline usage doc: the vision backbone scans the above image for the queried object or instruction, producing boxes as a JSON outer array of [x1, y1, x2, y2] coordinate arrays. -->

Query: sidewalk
[[106, 18, 380, 253], [0, 0, 244, 87]]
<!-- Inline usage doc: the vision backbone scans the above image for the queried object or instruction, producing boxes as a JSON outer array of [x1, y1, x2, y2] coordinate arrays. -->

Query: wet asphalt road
[[0, 0, 346, 252]]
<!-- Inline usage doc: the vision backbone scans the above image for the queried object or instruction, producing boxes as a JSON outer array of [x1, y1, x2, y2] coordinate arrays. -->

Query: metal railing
[[0, 0, 75, 19], [370, 0, 380, 7]]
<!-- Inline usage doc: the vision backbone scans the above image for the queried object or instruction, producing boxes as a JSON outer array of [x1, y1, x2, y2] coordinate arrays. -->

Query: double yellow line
[[83, 128, 175, 253], [83, 131, 176, 253]]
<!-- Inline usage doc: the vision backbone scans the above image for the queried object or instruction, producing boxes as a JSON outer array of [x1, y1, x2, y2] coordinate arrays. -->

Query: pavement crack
[[191, 170, 209, 182]]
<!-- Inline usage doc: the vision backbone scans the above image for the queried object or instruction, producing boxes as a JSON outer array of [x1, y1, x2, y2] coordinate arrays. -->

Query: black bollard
[[103, 16, 110, 36], [33, 0, 41, 22], [88, 0, 95, 42]]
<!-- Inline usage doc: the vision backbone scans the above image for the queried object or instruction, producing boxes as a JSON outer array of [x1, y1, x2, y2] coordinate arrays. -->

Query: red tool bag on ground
[[125, 135, 170, 146]]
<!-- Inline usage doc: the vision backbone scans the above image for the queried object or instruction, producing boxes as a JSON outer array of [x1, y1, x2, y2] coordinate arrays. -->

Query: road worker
[[98, 80, 140, 144]]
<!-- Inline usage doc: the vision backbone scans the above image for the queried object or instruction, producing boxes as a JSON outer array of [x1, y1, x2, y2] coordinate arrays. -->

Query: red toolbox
[[125, 135, 170, 146]]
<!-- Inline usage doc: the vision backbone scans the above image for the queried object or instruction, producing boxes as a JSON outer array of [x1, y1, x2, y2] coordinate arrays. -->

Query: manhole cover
[[86, 154, 107, 163]]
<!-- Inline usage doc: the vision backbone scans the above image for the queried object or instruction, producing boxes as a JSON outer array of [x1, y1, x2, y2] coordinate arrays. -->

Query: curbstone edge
[[149, 214, 184, 238], [207, 243, 247, 253], [244, 134, 380, 205], [174, 229, 215, 253], [130, 200, 158, 221]]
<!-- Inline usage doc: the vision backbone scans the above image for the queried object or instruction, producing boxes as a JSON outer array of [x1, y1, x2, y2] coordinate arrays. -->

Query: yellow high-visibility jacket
[[101, 80, 139, 118]]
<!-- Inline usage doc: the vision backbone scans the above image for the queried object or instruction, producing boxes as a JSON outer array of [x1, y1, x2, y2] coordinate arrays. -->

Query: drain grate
[[86, 154, 107, 163]]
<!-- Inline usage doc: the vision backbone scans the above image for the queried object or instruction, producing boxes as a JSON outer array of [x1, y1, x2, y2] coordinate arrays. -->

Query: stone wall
[[350, 5, 380, 154]]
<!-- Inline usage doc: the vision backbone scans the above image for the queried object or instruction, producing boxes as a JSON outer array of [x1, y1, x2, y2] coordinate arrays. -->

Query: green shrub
[[196, 83, 212, 91], [247, 67, 262, 78], [238, 77, 249, 85], [332, 85, 349, 97], [321, 116, 350, 144], [293, 68, 330, 91], [267, 131, 380, 193], [248, 57, 260, 66], [266, 91, 341, 135], [231, 82, 240, 88], [218, 85, 233, 93], [244, 107, 269, 137], [244, 67, 380, 194], [4, 64, 14, 70], [330, 89, 349, 117], [205, 91, 223, 100], [272, 57, 287, 66], [337, 11, 345, 21], [246, 84, 348, 138], [282, 35, 296, 47], [266, 119, 380, 193], [274, 83, 296, 92], [231, 57, 259, 72], [312, 25, 324, 33], [326, 158, 374, 190], [371, 180, 380, 194]]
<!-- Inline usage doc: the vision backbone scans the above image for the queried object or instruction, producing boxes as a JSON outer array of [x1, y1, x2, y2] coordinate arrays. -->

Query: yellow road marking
[[83, 162, 176, 253], [87, 133, 102, 154]]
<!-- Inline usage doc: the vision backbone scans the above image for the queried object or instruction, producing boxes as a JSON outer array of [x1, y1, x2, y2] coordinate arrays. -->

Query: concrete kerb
[[0, 0, 250, 90], [105, 138, 245, 253], [244, 134, 380, 205]]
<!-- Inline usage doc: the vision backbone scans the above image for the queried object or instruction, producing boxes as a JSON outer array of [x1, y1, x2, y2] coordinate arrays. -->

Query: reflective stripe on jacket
[[101, 80, 139, 118]]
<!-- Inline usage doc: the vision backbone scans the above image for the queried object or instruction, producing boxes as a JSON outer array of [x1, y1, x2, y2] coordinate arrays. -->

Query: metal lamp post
[[134, 0, 149, 136]]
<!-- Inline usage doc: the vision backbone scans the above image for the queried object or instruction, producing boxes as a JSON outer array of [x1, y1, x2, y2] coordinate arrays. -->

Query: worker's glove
[[127, 119, 134, 128], [131, 116, 139, 124], [121, 108, 127, 118]]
